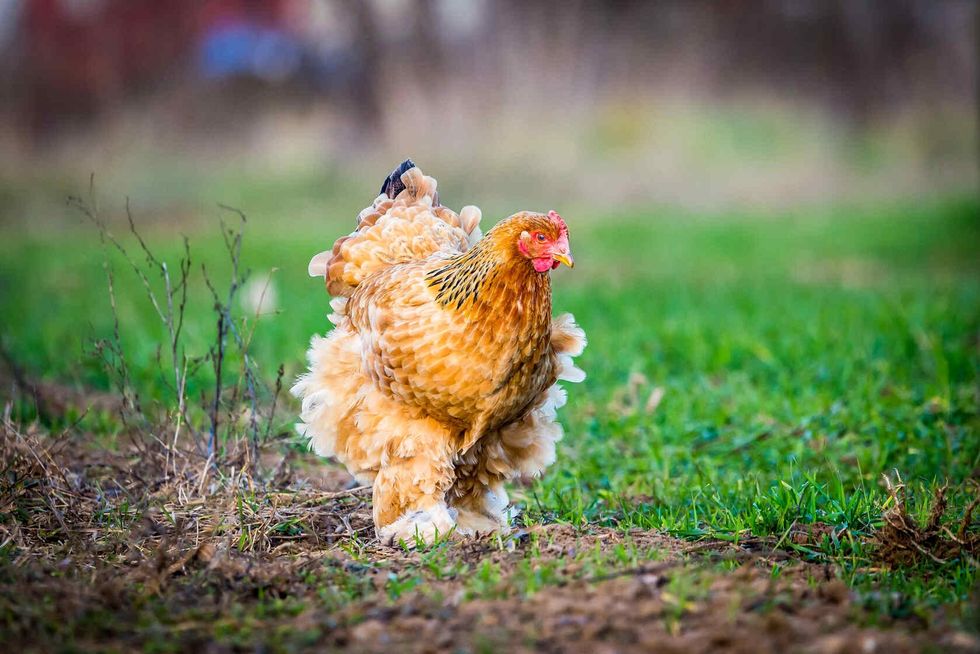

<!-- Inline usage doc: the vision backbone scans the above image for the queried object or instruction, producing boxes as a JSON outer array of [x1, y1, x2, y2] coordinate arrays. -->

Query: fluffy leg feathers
[[292, 313, 586, 545]]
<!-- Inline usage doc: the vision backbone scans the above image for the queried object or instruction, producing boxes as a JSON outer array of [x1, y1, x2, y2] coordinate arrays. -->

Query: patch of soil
[[1, 422, 978, 653], [336, 562, 976, 654]]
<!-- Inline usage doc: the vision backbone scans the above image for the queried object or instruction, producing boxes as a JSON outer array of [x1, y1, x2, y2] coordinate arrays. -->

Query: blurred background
[[0, 0, 976, 214]]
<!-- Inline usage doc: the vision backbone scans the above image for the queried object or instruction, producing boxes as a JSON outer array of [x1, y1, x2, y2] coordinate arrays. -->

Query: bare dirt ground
[[1, 419, 977, 654]]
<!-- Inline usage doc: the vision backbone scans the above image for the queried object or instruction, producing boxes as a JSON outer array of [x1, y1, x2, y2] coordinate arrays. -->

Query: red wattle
[[532, 258, 553, 273]]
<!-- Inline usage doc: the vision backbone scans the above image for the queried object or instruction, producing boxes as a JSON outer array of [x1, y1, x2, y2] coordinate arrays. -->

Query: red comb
[[547, 210, 568, 235]]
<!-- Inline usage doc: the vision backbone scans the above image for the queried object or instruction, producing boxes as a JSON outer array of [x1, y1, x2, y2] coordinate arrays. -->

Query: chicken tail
[[380, 158, 417, 199], [309, 161, 482, 297]]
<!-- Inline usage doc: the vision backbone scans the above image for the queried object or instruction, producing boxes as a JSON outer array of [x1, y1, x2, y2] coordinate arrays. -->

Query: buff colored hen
[[292, 160, 586, 545]]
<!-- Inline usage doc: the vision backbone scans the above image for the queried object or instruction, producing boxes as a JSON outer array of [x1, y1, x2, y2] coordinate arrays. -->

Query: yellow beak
[[553, 251, 575, 268]]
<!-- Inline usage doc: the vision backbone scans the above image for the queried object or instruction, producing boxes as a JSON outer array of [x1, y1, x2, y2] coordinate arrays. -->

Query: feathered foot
[[377, 503, 458, 546], [372, 434, 458, 547], [451, 482, 512, 537]]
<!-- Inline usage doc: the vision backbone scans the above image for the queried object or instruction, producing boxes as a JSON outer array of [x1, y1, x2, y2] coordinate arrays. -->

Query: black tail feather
[[380, 159, 416, 198]]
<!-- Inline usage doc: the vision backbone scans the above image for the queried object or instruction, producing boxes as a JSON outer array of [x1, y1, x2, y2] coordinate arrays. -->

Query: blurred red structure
[[18, 0, 292, 139]]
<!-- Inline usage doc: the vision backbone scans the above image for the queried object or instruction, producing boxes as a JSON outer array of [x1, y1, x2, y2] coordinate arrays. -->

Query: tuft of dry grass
[[0, 413, 376, 648], [873, 475, 979, 568], [0, 415, 374, 561]]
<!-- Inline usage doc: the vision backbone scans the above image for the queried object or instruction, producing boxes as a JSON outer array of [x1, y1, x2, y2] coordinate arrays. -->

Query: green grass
[[0, 181, 977, 623]]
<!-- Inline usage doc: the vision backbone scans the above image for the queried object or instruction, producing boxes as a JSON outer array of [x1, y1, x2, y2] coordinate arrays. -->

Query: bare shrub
[[66, 180, 284, 487]]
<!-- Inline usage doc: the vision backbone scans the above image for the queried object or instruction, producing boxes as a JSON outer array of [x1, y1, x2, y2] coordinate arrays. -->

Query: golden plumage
[[293, 162, 586, 544]]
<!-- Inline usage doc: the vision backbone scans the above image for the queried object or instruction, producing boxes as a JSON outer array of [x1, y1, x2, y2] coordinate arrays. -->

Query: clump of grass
[[873, 475, 979, 567]]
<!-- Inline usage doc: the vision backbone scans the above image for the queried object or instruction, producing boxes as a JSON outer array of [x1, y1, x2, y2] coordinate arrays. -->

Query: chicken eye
[[535, 232, 547, 243]]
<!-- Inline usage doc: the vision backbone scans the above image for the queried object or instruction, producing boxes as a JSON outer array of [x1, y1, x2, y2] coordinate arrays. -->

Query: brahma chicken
[[293, 160, 586, 544]]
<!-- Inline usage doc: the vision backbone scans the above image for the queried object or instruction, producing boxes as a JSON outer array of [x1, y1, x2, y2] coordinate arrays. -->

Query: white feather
[[308, 251, 331, 278], [460, 205, 482, 234]]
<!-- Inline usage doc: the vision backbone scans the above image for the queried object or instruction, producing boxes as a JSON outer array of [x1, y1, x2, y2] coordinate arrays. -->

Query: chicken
[[292, 160, 586, 544]]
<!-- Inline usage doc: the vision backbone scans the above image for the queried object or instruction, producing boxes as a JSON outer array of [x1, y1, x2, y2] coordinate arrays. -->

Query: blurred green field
[[0, 179, 978, 620]]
